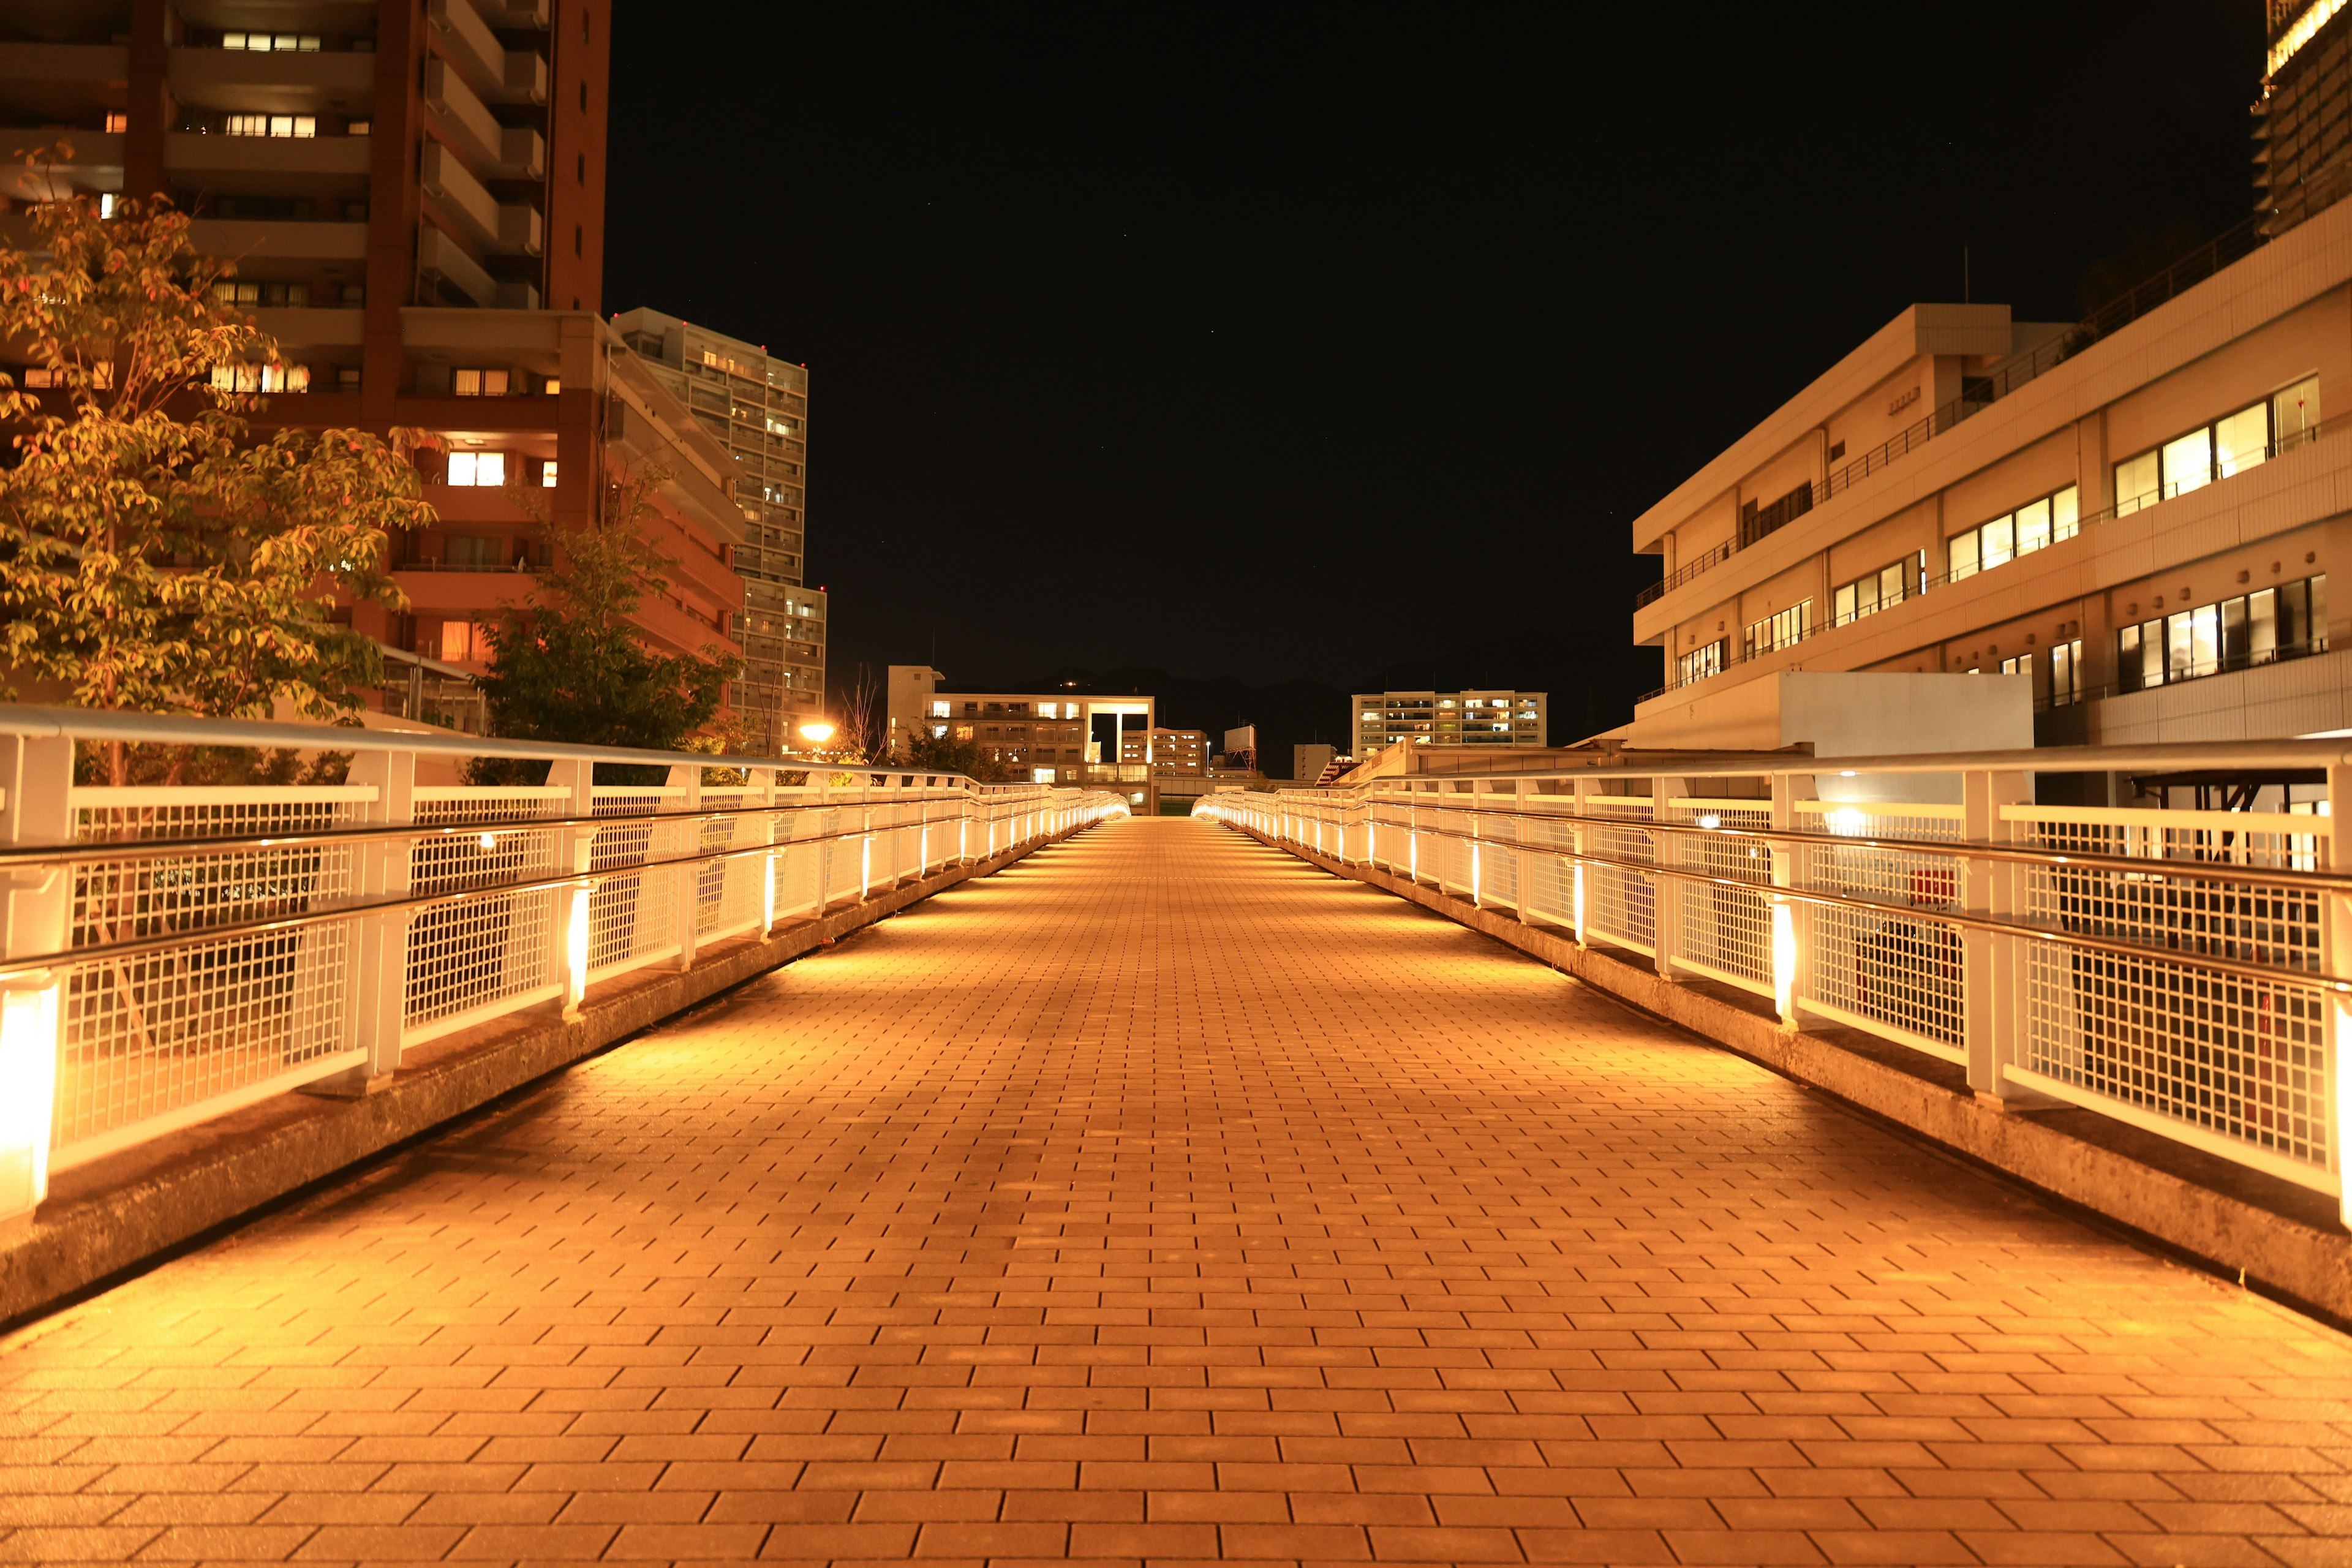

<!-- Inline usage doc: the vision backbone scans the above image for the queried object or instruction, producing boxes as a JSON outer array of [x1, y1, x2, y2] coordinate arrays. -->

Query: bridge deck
[[4, 816, 2351, 1567]]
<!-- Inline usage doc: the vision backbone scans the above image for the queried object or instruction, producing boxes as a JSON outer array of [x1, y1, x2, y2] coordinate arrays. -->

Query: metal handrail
[[1218, 809, 2345, 993], [0, 796, 1125, 983]]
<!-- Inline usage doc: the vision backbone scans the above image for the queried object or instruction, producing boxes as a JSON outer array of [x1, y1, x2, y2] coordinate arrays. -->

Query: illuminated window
[[445, 451, 507, 486], [2277, 375, 2323, 450], [97, 193, 116, 218], [1833, 552, 1926, 626], [224, 113, 316, 137], [539, 459, 557, 488], [223, 31, 321, 50], [2049, 639, 2084, 707], [212, 280, 310, 308], [207, 362, 309, 392], [542, 377, 560, 394], [438, 620, 487, 661], [1676, 640, 1723, 687], [1948, 486, 2077, 581], [2118, 573, 2328, 691], [1743, 601, 1812, 661], [347, 119, 371, 137], [453, 368, 511, 396], [103, 112, 126, 134], [2116, 385, 2320, 518]]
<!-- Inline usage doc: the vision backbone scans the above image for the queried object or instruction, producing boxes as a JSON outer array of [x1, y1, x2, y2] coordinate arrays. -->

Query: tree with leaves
[[899, 728, 1012, 783], [0, 170, 433, 781], [467, 469, 744, 783]]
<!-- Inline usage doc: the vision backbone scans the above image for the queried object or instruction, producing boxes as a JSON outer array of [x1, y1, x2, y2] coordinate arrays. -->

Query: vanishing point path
[[6, 817, 2352, 1568]]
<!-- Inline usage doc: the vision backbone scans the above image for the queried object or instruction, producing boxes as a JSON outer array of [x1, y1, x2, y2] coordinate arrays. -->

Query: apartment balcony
[[0, 43, 127, 101], [426, 0, 547, 105], [164, 129, 371, 195], [0, 128, 120, 201], [423, 59, 543, 179], [188, 217, 367, 261], [166, 47, 375, 115], [420, 143, 540, 255], [250, 304, 363, 350]]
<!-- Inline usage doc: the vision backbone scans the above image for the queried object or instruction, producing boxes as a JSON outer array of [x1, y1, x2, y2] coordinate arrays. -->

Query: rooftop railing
[[0, 705, 1126, 1223], [1635, 213, 2273, 612], [1199, 736, 2352, 1218]]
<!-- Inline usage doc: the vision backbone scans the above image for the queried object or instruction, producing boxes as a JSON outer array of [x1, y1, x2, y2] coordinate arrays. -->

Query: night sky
[[603, 2, 2267, 753]]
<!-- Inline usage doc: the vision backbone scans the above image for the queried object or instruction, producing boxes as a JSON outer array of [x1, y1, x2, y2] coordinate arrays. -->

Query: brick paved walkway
[[6, 816, 2352, 1567]]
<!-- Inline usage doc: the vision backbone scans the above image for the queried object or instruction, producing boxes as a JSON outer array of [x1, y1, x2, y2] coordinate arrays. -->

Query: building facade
[[1351, 690, 1548, 755], [1626, 235, 2352, 757], [0, 1, 752, 729], [1121, 728, 1206, 775], [886, 667, 1153, 799], [612, 308, 821, 750]]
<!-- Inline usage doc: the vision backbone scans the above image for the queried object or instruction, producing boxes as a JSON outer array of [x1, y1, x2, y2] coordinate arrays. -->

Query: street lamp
[[797, 719, 836, 748]]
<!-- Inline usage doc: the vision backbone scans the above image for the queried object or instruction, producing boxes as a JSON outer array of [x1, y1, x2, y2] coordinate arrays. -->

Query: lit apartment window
[[2116, 378, 2321, 516], [224, 32, 321, 50], [208, 362, 308, 392], [347, 119, 371, 136], [97, 193, 116, 219], [929, 700, 949, 718], [438, 620, 487, 661], [2117, 573, 2328, 691], [445, 451, 507, 486], [1833, 551, 1926, 626], [103, 112, 126, 134], [1676, 641, 1724, 686], [1743, 600, 1812, 661], [224, 113, 317, 138], [453, 369, 511, 396], [1948, 486, 2078, 581], [212, 281, 310, 307], [543, 377, 561, 394], [1999, 655, 2028, 675], [539, 460, 557, 487], [2049, 639, 2084, 707]]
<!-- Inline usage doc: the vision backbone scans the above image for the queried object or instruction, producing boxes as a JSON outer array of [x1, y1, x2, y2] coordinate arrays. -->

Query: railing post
[[1572, 777, 1589, 946], [668, 763, 702, 970], [759, 766, 782, 932], [342, 745, 416, 1084], [1653, 774, 1687, 979], [546, 757, 595, 1017], [1513, 780, 1531, 923], [1962, 767, 2032, 1098], [0, 733, 72, 1221]]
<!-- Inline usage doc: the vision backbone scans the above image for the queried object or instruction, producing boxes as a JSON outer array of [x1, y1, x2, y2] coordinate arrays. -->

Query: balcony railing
[[1200, 735, 2352, 1216], [1635, 212, 2273, 612], [0, 705, 1127, 1221]]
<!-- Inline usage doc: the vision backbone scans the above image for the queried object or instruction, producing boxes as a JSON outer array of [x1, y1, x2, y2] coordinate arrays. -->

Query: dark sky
[[603, 2, 2267, 741]]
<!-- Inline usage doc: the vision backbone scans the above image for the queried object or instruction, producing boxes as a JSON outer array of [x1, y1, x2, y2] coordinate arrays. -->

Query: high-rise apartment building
[[612, 308, 822, 750], [0, 2, 751, 728], [1351, 690, 1548, 755], [2259, 0, 2352, 236]]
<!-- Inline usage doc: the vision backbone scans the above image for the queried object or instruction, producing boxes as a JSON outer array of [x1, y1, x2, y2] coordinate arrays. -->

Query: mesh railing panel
[[1584, 798, 1656, 954], [2019, 810, 2330, 1170], [1667, 802, 1773, 993], [586, 790, 684, 976], [693, 791, 764, 938], [1800, 805, 1967, 1049], [57, 788, 371, 1155], [404, 793, 560, 1029]]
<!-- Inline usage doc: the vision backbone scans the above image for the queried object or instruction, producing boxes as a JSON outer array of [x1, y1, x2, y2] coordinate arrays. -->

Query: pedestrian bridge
[[2, 709, 2352, 1565]]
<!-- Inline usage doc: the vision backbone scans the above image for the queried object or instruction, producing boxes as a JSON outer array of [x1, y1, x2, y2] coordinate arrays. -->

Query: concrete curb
[[0, 828, 1088, 1325], [1221, 821, 2352, 1324]]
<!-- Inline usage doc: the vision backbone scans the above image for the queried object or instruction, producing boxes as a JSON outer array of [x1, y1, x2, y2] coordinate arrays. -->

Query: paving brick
[[2, 818, 2351, 1565]]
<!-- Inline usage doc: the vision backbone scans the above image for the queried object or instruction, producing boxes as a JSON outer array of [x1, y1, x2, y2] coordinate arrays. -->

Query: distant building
[[1122, 728, 1207, 776], [1292, 743, 1336, 784], [612, 307, 820, 750], [2259, 0, 2352, 237], [1221, 725, 1257, 771], [1352, 691, 1548, 754], [885, 666, 1155, 803]]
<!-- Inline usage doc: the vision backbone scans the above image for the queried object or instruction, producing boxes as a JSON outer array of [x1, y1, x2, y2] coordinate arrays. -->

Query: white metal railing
[[0, 705, 1126, 1210], [1199, 739, 2352, 1216]]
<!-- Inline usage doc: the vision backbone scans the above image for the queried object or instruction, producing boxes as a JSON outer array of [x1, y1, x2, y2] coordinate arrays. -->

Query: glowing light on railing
[[1572, 862, 1586, 942], [564, 885, 590, 1009], [861, 837, 872, 899], [2337, 997, 2352, 1228], [1698, 814, 1721, 830], [1827, 807, 1866, 836], [1771, 899, 1796, 1022], [0, 979, 58, 1215], [1471, 844, 1481, 905], [478, 832, 496, 850]]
